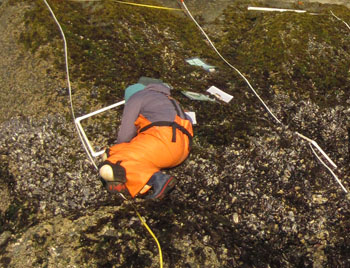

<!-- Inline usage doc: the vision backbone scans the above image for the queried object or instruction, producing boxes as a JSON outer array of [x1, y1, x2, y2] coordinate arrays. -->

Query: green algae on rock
[[17, 0, 215, 102], [217, 0, 350, 109]]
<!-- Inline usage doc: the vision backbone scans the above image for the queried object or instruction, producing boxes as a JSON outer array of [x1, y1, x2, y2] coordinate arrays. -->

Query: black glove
[[99, 161, 127, 194]]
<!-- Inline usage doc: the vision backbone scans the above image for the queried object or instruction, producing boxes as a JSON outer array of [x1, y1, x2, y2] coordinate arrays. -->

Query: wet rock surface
[[1, 0, 350, 267]]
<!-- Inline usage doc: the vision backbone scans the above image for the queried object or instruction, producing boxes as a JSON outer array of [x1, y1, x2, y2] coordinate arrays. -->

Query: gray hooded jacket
[[117, 83, 189, 144]]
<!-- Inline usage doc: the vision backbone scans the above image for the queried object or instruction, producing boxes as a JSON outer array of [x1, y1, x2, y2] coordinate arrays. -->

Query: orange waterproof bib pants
[[106, 114, 193, 197]]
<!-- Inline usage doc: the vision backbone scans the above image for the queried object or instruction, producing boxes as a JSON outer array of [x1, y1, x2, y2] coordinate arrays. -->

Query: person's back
[[117, 83, 182, 144]]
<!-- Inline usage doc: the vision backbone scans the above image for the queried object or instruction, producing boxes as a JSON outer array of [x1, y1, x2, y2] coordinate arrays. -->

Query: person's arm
[[117, 95, 142, 143]]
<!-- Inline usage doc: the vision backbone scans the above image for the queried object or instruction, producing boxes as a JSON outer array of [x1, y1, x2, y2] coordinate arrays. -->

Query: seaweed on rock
[[218, 1, 350, 109], [1, 0, 350, 267]]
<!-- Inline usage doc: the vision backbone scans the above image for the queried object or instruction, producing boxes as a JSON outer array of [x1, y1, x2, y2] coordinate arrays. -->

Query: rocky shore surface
[[1, 0, 350, 267]]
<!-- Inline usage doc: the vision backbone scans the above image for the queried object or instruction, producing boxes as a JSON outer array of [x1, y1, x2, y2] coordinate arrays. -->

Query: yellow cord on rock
[[114, 0, 181, 11], [70, 0, 182, 11], [134, 207, 163, 268], [43, 1, 164, 267]]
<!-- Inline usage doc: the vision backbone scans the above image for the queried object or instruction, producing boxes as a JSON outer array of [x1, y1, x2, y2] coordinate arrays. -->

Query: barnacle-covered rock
[[1, 0, 350, 267]]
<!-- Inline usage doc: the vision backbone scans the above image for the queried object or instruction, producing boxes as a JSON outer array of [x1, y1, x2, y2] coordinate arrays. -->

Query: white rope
[[43, 0, 98, 170], [180, 1, 281, 125], [180, 0, 347, 193], [309, 145, 347, 193], [295, 132, 337, 169], [330, 11, 350, 30]]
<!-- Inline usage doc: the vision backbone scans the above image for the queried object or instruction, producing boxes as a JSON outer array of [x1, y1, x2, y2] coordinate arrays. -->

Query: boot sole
[[156, 177, 177, 199]]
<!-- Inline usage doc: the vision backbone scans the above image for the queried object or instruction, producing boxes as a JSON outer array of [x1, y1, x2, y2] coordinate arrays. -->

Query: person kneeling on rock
[[99, 82, 193, 199]]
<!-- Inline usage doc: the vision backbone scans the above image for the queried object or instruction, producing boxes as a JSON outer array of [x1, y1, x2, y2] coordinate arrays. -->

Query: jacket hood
[[124, 83, 146, 102], [144, 83, 171, 95]]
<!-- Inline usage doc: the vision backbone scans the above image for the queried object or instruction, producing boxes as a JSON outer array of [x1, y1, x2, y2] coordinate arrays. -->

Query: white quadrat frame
[[75, 100, 125, 157]]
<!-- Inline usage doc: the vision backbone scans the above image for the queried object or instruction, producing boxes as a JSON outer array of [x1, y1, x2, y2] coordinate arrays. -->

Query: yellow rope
[[113, 0, 181, 11], [134, 206, 163, 268], [70, 0, 182, 11]]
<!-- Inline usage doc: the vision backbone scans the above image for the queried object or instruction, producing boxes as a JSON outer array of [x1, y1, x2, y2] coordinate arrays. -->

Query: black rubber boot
[[145, 172, 177, 199]]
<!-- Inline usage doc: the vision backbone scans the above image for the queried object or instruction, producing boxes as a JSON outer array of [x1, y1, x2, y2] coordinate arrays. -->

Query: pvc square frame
[[75, 100, 125, 157]]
